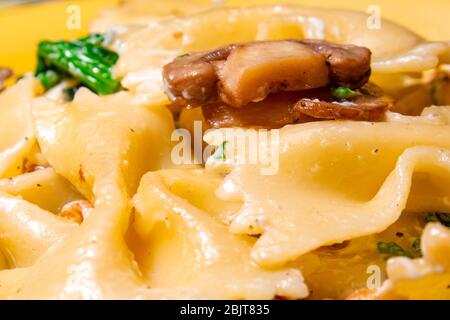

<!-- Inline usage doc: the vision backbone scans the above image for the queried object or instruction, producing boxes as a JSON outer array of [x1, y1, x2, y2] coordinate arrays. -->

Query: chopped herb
[[425, 212, 450, 227], [35, 33, 121, 95], [177, 53, 190, 58], [213, 140, 229, 161], [377, 241, 413, 260], [331, 86, 357, 100], [412, 238, 422, 256]]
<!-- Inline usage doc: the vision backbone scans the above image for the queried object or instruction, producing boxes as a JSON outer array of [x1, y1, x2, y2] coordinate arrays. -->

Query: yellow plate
[[0, 0, 448, 75], [0, 0, 120, 74]]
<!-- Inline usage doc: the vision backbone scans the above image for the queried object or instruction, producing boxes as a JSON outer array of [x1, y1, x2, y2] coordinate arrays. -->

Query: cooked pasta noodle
[[0, 0, 449, 300]]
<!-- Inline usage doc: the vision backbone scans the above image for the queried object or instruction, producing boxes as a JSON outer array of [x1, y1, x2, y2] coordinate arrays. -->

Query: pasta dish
[[0, 0, 449, 300]]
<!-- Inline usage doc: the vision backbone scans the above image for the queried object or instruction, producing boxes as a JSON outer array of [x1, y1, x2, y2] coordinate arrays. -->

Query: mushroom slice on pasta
[[200, 83, 392, 128], [163, 39, 370, 108]]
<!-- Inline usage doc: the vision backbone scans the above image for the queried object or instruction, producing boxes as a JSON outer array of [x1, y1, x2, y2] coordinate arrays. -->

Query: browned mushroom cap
[[294, 83, 393, 121], [162, 40, 371, 108], [0, 67, 13, 92], [163, 46, 236, 104], [299, 39, 371, 89]]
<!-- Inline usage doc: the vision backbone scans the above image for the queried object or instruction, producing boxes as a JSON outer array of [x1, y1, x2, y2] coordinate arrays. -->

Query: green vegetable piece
[[411, 238, 422, 256], [377, 241, 413, 260], [35, 34, 121, 95], [213, 141, 229, 161], [36, 69, 64, 90], [331, 86, 357, 100]]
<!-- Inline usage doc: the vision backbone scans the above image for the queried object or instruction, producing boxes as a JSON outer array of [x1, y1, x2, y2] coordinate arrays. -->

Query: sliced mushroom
[[202, 91, 314, 128], [300, 39, 371, 89], [215, 41, 329, 107], [294, 83, 393, 121], [163, 46, 235, 104], [201, 83, 391, 128], [162, 40, 371, 108]]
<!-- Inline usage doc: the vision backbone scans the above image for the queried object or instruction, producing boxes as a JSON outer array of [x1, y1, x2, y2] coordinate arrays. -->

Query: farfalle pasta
[[0, 0, 449, 300]]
